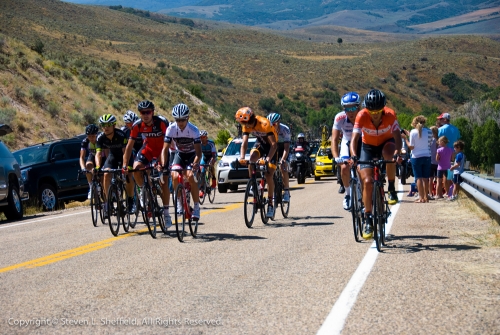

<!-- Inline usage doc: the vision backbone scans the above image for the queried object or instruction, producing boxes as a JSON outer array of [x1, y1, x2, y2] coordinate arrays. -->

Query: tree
[[471, 119, 500, 172], [215, 129, 231, 148], [337, 38, 343, 45], [259, 97, 276, 113], [31, 39, 44, 54]]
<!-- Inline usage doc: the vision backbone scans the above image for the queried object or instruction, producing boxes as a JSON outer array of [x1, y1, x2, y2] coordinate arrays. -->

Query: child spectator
[[449, 140, 466, 201], [436, 136, 453, 199], [428, 126, 439, 199]]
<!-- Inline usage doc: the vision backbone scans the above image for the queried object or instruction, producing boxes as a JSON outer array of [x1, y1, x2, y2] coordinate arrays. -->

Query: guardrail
[[460, 172, 500, 217]]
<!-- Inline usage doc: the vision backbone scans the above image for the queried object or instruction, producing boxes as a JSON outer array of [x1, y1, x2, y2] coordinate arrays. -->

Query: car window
[[317, 148, 331, 157], [224, 140, 253, 156], [52, 144, 71, 159], [62, 142, 82, 159], [0, 141, 14, 158], [13, 146, 50, 166]]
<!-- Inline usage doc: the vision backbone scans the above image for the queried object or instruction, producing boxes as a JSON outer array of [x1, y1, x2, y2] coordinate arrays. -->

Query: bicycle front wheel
[[260, 179, 269, 224], [188, 216, 198, 238], [143, 184, 157, 239], [244, 179, 257, 228], [121, 184, 131, 233], [350, 179, 362, 243], [373, 184, 384, 252], [208, 172, 216, 204], [174, 184, 186, 242], [107, 184, 121, 237], [90, 184, 100, 227]]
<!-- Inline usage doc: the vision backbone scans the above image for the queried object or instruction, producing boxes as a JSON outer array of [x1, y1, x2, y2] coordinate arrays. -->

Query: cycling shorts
[[359, 138, 395, 170], [86, 153, 96, 164], [171, 152, 196, 171], [251, 141, 277, 166], [341, 138, 362, 160], [135, 144, 162, 166]]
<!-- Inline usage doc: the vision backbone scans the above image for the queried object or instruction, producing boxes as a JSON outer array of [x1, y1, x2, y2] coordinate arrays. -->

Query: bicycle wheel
[[381, 188, 388, 246], [98, 185, 106, 225], [120, 184, 131, 233], [199, 182, 207, 205], [207, 170, 216, 204], [107, 184, 121, 237], [243, 179, 257, 228], [174, 184, 186, 242], [154, 188, 168, 235], [188, 212, 198, 237], [143, 184, 157, 239], [356, 182, 364, 241], [90, 184, 100, 227], [272, 176, 280, 221], [373, 184, 383, 252], [129, 188, 139, 229], [350, 179, 362, 243], [260, 179, 269, 224]]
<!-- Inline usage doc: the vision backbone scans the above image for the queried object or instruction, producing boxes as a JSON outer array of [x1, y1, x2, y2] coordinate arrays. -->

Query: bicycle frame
[[239, 160, 269, 228]]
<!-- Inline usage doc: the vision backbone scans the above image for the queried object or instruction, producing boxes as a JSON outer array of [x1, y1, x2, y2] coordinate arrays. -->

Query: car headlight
[[21, 169, 29, 183], [295, 153, 301, 157], [401, 149, 407, 154], [218, 161, 229, 168], [316, 161, 324, 166]]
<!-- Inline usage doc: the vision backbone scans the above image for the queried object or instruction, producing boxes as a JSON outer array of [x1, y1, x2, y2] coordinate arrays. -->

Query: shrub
[[35, 58, 43, 66], [253, 87, 262, 94], [14, 87, 25, 101], [157, 61, 166, 68], [69, 111, 83, 125], [19, 58, 29, 71], [31, 39, 44, 54], [82, 109, 98, 125], [259, 97, 276, 112], [0, 107, 16, 124], [215, 129, 231, 147], [277, 92, 285, 99], [187, 84, 205, 100], [62, 70, 73, 81], [29, 86, 48, 106], [46, 101, 60, 117]]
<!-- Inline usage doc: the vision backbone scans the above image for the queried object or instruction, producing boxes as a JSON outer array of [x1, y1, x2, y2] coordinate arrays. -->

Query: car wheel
[[4, 183, 23, 220], [229, 184, 238, 192], [314, 175, 320, 181], [218, 184, 228, 193], [39, 183, 58, 211]]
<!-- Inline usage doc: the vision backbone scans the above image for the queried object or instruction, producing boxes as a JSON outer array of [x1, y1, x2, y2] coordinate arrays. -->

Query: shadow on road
[[251, 215, 341, 229], [192, 233, 267, 243], [381, 234, 481, 253]]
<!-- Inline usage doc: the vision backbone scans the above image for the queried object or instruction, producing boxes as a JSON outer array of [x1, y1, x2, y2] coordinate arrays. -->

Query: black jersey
[[121, 126, 143, 152], [96, 128, 127, 157]]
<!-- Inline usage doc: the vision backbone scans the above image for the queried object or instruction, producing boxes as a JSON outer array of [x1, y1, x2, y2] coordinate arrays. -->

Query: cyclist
[[122, 100, 172, 227], [235, 107, 278, 218], [350, 89, 402, 239], [95, 114, 135, 215], [332, 92, 362, 210], [161, 103, 203, 220], [199, 130, 217, 198], [121, 110, 143, 155], [80, 124, 99, 199], [267, 112, 291, 202]]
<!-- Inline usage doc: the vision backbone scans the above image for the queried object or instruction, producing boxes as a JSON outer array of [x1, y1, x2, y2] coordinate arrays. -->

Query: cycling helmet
[[123, 110, 139, 123], [297, 133, 305, 139], [172, 103, 190, 119], [341, 92, 361, 106], [99, 114, 117, 124], [364, 89, 386, 110], [85, 124, 99, 135], [199, 130, 208, 137], [235, 107, 253, 122], [267, 112, 281, 124], [137, 100, 155, 111]]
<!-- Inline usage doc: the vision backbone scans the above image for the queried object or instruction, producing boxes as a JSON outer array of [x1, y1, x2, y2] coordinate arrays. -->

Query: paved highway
[[0, 177, 497, 334]]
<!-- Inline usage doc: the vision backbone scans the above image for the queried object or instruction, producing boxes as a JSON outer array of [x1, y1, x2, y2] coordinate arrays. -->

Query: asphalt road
[[0, 177, 498, 335]]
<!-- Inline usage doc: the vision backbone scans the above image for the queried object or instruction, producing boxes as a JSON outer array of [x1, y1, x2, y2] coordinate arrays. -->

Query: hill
[[1, 0, 500, 150]]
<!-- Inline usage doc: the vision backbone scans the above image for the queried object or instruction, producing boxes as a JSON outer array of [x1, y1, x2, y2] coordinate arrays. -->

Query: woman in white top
[[404, 115, 432, 203]]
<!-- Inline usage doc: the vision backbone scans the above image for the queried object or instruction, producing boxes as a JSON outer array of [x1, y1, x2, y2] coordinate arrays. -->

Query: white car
[[216, 137, 258, 193]]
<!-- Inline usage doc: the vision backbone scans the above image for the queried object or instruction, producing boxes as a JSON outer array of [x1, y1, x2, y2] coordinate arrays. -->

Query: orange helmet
[[235, 107, 253, 122]]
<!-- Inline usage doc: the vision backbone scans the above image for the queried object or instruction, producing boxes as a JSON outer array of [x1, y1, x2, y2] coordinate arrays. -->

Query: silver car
[[216, 137, 258, 193]]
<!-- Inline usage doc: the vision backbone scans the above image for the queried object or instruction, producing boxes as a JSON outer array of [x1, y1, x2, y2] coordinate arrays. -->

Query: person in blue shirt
[[437, 113, 461, 149], [199, 130, 217, 193], [449, 140, 466, 201]]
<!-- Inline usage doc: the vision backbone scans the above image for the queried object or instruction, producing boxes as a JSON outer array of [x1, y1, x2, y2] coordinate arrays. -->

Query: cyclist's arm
[[194, 143, 202, 165], [79, 149, 87, 170], [392, 130, 402, 156], [122, 139, 135, 168], [266, 133, 278, 163], [95, 149, 102, 169], [282, 142, 290, 163], [350, 132, 361, 158], [240, 134, 249, 160], [161, 142, 171, 169], [331, 129, 341, 158]]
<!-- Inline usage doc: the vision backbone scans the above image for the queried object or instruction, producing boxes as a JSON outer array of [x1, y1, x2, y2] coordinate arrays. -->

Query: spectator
[[429, 126, 439, 199], [436, 136, 453, 199], [449, 140, 466, 201], [404, 115, 432, 203], [437, 113, 461, 149]]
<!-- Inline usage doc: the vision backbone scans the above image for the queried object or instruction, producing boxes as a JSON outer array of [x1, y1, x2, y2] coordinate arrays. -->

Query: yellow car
[[314, 146, 335, 180]]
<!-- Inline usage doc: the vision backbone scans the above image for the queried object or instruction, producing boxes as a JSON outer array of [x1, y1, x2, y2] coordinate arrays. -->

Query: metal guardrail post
[[460, 172, 500, 217]]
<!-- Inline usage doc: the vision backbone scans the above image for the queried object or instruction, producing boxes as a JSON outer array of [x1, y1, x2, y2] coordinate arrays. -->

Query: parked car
[[216, 137, 257, 193], [0, 124, 29, 220], [314, 146, 335, 180], [13, 137, 89, 210]]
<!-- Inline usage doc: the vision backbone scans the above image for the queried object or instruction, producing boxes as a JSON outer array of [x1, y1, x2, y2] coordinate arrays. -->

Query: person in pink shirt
[[436, 136, 453, 199]]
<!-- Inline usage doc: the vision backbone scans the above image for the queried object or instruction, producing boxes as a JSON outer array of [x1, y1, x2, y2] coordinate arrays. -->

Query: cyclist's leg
[[133, 146, 150, 188], [382, 139, 398, 201], [102, 153, 117, 200], [85, 153, 95, 184], [209, 161, 217, 188]]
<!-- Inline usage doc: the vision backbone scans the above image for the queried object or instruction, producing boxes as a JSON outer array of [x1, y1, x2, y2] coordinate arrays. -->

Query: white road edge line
[[0, 211, 88, 230], [317, 182, 403, 335]]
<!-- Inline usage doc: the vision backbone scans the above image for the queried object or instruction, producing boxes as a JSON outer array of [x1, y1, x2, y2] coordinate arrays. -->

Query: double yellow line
[[0, 203, 242, 273]]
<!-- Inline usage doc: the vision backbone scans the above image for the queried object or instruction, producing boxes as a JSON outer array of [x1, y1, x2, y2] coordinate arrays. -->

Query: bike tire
[[260, 179, 269, 224], [373, 184, 383, 252], [243, 179, 257, 228], [208, 171, 216, 204], [174, 184, 186, 242], [154, 188, 168, 235], [107, 184, 121, 237], [129, 188, 139, 229], [350, 178, 362, 243], [188, 216, 198, 237], [90, 184, 99, 227], [121, 184, 131, 233], [143, 184, 157, 239], [98, 185, 106, 225], [400, 165, 407, 185]]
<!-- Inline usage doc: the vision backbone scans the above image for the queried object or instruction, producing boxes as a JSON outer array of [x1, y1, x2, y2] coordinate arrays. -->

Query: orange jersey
[[353, 107, 400, 146], [242, 115, 278, 144]]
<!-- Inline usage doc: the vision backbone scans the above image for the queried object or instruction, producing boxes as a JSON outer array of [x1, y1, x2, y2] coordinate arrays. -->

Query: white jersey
[[332, 111, 354, 158], [164, 122, 201, 154], [277, 123, 291, 143]]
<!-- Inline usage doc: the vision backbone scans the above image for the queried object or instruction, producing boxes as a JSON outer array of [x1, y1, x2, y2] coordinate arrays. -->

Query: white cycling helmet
[[123, 110, 139, 123], [172, 103, 190, 119]]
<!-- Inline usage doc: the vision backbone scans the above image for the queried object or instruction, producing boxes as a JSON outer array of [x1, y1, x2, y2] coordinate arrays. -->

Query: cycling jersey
[[333, 111, 358, 158], [121, 126, 143, 153], [81, 137, 97, 157], [201, 140, 217, 160], [242, 115, 278, 145], [277, 123, 291, 143], [164, 122, 201, 154], [353, 107, 400, 147], [130, 115, 169, 156], [96, 128, 127, 156]]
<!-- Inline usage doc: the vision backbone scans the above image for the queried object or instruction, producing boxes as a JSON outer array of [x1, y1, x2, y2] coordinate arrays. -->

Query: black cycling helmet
[[85, 124, 99, 135], [137, 100, 155, 111], [363, 89, 386, 110]]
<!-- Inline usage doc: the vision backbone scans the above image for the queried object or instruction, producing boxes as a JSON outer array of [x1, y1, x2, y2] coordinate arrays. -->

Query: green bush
[[46, 101, 60, 117], [253, 87, 262, 94], [69, 111, 83, 125], [0, 107, 16, 124], [215, 129, 231, 147], [29, 86, 48, 106]]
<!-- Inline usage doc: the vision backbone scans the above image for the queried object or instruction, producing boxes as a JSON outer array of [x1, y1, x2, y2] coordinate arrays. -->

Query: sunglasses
[[368, 108, 384, 115], [175, 118, 188, 122], [344, 106, 358, 112], [101, 123, 115, 128], [139, 110, 153, 115]]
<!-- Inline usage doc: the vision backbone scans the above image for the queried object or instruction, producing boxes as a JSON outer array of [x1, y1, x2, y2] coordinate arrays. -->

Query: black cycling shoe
[[338, 185, 345, 194], [362, 215, 374, 240], [388, 191, 398, 205]]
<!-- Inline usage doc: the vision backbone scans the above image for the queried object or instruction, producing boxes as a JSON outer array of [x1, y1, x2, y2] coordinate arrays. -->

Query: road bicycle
[[104, 169, 131, 237], [237, 160, 270, 228], [78, 170, 106, 227], [130, 160, 167, 239], [272, 161, 290, 219], [357, 159, 393, 252], [173, 166, 198, 242], [198, 163, 216, 205], [347, 163, 364, 242]]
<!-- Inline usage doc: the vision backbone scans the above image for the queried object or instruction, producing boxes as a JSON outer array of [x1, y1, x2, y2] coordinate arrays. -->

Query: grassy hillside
[[1, 0, 500, 150]]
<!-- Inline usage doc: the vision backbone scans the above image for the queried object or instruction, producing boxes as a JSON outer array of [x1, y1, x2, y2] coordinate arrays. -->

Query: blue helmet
[[341, 92, 361, 106], [267, 112, 281, 124]]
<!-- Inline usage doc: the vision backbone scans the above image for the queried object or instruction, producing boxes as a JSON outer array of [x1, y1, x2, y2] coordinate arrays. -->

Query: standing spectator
[[429, 126, 439, 199], [449, 140, 466, 201], [404, 116, 432, 203], [436, 136, 453, 199], [437, 112, 460, 191]]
